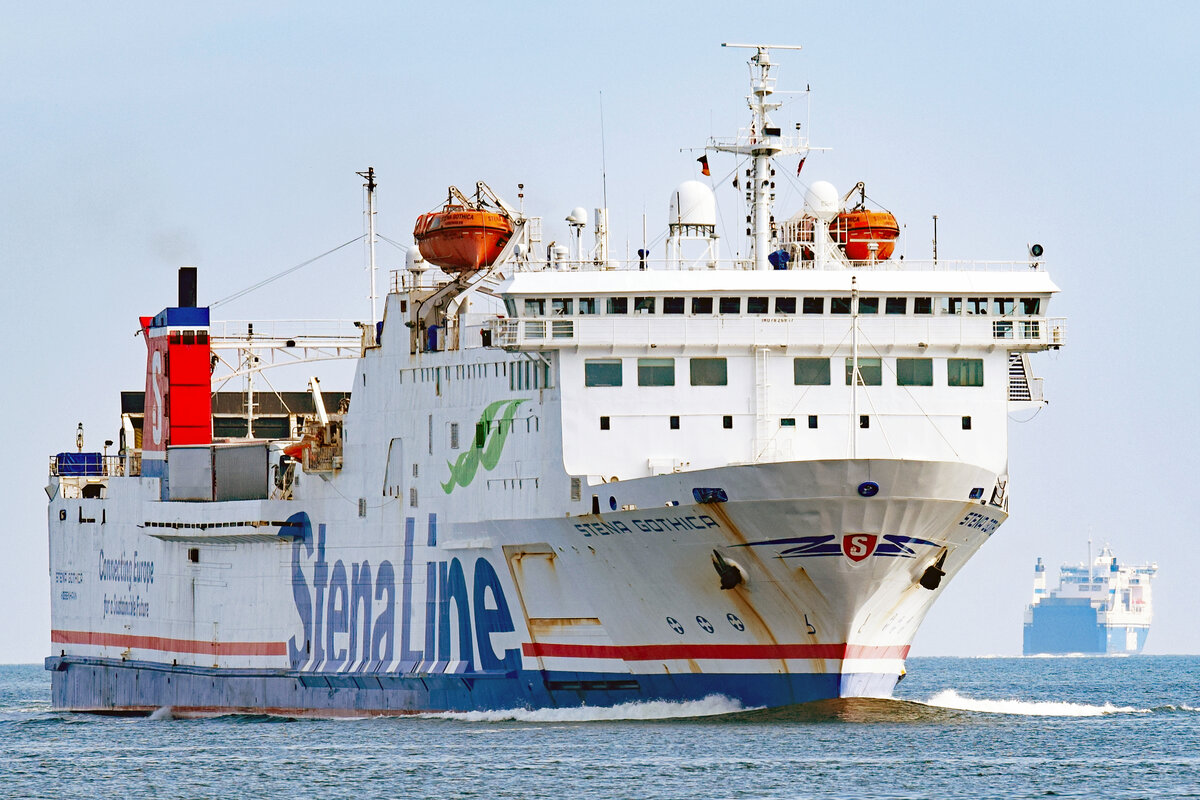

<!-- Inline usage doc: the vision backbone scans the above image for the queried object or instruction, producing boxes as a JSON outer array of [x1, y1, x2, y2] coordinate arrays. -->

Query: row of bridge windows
[[514, 296, 1042, 317], [584, 357, 984, 387]]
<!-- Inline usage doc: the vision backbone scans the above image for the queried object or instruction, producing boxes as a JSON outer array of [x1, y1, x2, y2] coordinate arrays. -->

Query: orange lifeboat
[[830, 209, 900, 261], [414, 196, 513, 273]]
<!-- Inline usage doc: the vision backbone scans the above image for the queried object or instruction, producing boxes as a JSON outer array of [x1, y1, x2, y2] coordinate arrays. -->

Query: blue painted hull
[[46, 656, 898, 716], [1022, 600, 1149, 655]]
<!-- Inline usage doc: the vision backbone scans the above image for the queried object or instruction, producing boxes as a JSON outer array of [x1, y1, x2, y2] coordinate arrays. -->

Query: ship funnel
[[178, 266, 198, 308]]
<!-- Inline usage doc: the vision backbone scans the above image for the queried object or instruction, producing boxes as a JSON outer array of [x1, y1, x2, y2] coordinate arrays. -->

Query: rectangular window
[[450, 422, 459, 449], [859, 297, 879, 314], [780, 418, 796, 427], [942, 297, 963, 315], [524, 298, 545, 316], [808, 415, 818, 429], [794, 358, 831, 385], [634, 296, 656, 314], [845, 357, 883, 386], [578, 297, 598, 315], [994, 297, 1015, 316], [663, 296, 685, 314], [719, 297, 741, 314], [1021, 298, 1041, 315], [803, 297, 824, 314], [962, 416, 972, 430], [897, 358, 933, 386], [600, 416, 610, 430], [831, 297, 852, 314], [948, 358, 985, 387], [967, 297, 988, 315], [860, 415, 870, 429], [504, 297, 518, 317], [475, 422, 486, 448], [584, 359, 623, 387], [552, 298, 573, 315], [914, 297, 933, 315], [747, 296, 769, 314], [690, 358, 727, 386], [885, 297, 907, 315], [637, 358, 675, 386], [774, 297, 797, 314], [722, 415, 733, 429], [607, 297, 628, 314], [669, 415, 680, 430], [691, 297, 714, 314]]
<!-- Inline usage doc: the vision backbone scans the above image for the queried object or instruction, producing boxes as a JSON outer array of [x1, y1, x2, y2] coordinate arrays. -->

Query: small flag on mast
[[697, 155, 710, 177], [796, 156, 807, 176]]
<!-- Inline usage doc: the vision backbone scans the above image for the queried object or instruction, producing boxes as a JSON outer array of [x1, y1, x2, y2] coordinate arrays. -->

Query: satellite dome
[[406, 243, 426, 270], [566, 207, 588, 225], [669, 180, 716, 227], [804, 181, 840, 221]]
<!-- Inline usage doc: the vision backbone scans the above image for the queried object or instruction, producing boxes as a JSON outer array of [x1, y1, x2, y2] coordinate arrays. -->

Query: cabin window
[[994, 297, 1015, 316], [886, 297, 907, 315], [780, 418, 796, 427], [634, 296, 656, 314], [794, 358, 831, 385], [747, 297, 769, 314], [831, 297, 852, 314], [719, 297, 741, 314], [962, 416, 973, 430], [637, 358, 675, 386], [803, 297, 824, 314], [579, 298, 599, 315], [808, 415, 818, 429], [942, 297, 964, 315], [669, 416, 680, 430], [1021, 298, 1041, 315], [858, 297, 879, 314], [691, 297, 714, 314], [552, 298, 573, 315], [948, 358, 985, 387], [663, 296, 685, 314], [860, 415, 870, 428], [524, 298, 545, 317], [845, 357, 883, 386], [774, 297, 796, 314], [723, 415, 733, 429], [914, 297, 933, 315], [967, 297, 988, 315], [897, 358, 934, 386], [689, 358, 727, 386], [585, 359, 623, 387], [607, 297, 629, 314], [600, 416, 610, 430]]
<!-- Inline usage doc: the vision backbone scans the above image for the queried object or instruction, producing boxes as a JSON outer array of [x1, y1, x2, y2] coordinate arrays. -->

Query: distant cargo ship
[[1023, 546, 1156, 655]]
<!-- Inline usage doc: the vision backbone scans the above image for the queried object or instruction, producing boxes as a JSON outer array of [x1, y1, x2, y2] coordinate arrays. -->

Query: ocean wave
[[920, 689, 1142, 716], [416, 694, 749, 723]]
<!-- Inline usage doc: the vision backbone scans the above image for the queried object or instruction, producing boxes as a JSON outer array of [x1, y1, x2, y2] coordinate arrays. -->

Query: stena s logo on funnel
[[842, 534, 878, 562]]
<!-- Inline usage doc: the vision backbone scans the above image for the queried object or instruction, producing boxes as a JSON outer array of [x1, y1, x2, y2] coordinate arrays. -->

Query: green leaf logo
[[441, 399, 528, 493]]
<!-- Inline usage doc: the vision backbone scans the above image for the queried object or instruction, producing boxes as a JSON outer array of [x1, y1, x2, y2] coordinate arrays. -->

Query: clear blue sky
[[2, 1, 1197, 663]]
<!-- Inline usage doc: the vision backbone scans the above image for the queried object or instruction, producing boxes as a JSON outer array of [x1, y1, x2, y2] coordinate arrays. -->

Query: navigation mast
[[358, 167, 379, 327], [711, 43, 808, 270]]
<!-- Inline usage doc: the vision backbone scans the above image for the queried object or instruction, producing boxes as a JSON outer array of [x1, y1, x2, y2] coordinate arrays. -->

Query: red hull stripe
[[521, 642, 910, 661], [52, 630, 286, 657]]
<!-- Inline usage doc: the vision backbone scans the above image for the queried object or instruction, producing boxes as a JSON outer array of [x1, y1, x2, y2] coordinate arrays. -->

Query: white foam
[[148, 706, 174, 721], [417, 694, 748, 723], [920, 689, 1142, 717]]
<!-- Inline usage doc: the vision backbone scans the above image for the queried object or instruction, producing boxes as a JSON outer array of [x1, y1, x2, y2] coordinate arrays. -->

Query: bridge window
[[579, 298, 599, 314], [607, 297, 628, 314], [948, 358, 985, 387], [585, 359, 623, 387], [638, 358, 675, 386], [967, 297, 988, 315], [886, 297, 907, 315], [634, 296, 656, 314], [794, 358, 831, 385], [719, 297, 741, 314], [552, 298, 573, 315], [774, 297, 796, 314], [803, 297, 824, 314], [524, 298, 545, 316], [994, 297, 1015, 316], [897, 358, 933, 386], [831, 297, 852, 314], [663, 297, 685, 314], [914, 297, 933, 315], [1020, 298, 1041, 315], [747, 297, 769, 314], [859, 297, 879, 314], [690, 358, 727, 386], [845, 358, 883, 386], [691, 297, 714, 314], [942, 297, 963, 315]]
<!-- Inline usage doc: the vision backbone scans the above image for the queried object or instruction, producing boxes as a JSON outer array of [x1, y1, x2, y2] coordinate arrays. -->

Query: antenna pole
[[932, 214, 938, 265], [358, 167, 379, 326], [599, 92, 610, 265]]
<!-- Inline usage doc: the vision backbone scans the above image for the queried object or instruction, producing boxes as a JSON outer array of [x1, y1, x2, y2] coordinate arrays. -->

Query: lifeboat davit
[[830, 209, 900, 261], [413, 205, 513, 273]]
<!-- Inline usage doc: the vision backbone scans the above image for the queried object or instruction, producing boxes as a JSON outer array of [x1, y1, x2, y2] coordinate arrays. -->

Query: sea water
[[1, 657, 1197, 799]]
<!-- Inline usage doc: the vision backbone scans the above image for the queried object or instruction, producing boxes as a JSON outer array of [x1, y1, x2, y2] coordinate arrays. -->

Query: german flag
[[697, 155, 710, 177]]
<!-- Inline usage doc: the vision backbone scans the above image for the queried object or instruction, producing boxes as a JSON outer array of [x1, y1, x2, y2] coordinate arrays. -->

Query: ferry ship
[[46, 43, 1065, 715], [1023, 546, 1156, 655]]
